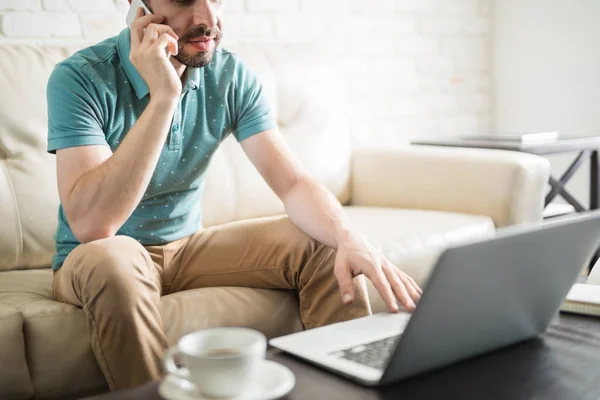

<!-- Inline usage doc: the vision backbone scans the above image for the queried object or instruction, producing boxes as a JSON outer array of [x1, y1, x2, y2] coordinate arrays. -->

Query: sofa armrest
[[350, 145, 551, 227]]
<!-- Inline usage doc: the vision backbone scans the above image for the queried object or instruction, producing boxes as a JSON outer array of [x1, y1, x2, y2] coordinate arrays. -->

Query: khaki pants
[[53, 215, 371, 390]]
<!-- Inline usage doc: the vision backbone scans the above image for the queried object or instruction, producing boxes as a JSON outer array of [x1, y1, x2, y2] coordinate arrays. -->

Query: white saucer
[[158, 359, 295, 400]]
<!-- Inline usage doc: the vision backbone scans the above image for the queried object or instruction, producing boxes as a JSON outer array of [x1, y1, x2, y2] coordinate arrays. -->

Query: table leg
[[590, 150, 599, 209], [590, 150, 600, 273], [544, 151, 589, 210]]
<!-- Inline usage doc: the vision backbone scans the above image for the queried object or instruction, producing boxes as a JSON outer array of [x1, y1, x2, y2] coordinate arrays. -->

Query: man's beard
[[174, 24, 222, 68]]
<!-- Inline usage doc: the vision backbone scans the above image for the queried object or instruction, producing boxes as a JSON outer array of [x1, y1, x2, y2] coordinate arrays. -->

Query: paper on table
[[560, 283, 600, 317]]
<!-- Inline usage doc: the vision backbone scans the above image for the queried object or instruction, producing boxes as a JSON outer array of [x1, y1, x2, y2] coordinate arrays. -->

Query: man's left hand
[[334, 230, 423, 313]]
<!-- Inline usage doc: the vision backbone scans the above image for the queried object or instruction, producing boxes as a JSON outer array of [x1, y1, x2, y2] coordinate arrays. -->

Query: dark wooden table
[[84, 313, 600, 400]]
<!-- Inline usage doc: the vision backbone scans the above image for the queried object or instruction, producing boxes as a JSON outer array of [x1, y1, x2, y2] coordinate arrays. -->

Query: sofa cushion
[[343, 206, 495, 312], [0, 45, 75, 273], [0, 304, 34, 400], [0, 270, 302, 399], [0, 270, 104, 399]]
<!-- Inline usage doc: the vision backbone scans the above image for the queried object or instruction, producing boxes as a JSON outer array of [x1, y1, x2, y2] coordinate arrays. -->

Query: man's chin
[[174, 49, 215, 68]]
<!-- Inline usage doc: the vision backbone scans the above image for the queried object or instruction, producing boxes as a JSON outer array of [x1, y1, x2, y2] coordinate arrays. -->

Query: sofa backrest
[[0, 42, 351, 271]]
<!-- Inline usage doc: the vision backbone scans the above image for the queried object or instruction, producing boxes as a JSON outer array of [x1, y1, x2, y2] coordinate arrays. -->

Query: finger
[[367, 267, 399, 313], [397, 269, 423, 296], [382, 255, 422, 298], [333, 255, 355, 304], [166, 35, 179, 57], [398, 272, 421, 304], [150, 24, 179, 41], [141, 24, 179, 51], [382, 258, 421, 303], [132, 5, 145, 41], [152, 32, 179, 57], [383, 265, 416, 311], [407, 275, 423, 296], [130, 11, 165, 46], [140, 24, 161, 51]]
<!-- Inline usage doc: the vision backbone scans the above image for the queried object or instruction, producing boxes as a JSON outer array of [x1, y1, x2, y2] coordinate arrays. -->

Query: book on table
[[560, 273, 600, 317], [461, 132, 560, 144]]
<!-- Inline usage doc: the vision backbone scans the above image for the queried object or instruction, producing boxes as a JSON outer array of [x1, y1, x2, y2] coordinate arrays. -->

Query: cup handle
[[163, 346, 190, 381]]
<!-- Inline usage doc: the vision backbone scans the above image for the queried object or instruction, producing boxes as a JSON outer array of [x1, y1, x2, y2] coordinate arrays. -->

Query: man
[[47, 0, 422, 390]]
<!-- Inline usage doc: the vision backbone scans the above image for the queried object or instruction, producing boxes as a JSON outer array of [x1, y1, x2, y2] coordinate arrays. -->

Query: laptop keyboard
[[331, 334, 401, 370]]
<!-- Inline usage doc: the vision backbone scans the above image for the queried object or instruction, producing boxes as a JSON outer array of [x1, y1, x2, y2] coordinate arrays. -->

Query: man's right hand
[[129, 7, 181, 100]]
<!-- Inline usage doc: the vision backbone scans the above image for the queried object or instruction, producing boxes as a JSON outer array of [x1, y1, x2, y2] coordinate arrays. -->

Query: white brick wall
[[0, 0, 492, 146]]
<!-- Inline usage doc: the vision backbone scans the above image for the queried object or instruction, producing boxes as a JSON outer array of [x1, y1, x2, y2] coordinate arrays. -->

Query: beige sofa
[[0, 42, 550, 400]]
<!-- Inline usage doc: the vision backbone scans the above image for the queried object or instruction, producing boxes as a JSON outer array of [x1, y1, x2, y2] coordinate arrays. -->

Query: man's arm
[[57, 97, 177, 242], [56, 12, 181, 243], [240, 129, 422, 312]]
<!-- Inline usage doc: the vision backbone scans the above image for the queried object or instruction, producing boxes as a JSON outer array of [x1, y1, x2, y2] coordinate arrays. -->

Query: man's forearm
[[66, 96, 178, 241], [282, 176, 353, 249]]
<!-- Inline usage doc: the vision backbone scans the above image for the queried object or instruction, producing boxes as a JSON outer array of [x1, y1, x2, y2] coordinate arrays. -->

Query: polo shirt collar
[[184, 66, 201, 92], [117, 28, 201, 100]]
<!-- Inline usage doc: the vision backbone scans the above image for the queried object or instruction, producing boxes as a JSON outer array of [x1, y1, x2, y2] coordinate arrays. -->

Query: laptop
[[269, 211, 600, 386]]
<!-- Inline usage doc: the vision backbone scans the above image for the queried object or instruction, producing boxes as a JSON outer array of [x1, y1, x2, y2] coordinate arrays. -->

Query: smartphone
[[126, 0, 153, 27]]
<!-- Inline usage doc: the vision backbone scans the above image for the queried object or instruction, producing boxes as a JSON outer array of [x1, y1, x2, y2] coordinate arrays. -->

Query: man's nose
[[192, 0, 219, 27]]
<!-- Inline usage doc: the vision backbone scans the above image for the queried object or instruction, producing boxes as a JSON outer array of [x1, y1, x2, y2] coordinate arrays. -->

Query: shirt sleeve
[[231, 60, 278, 142], [47, 62, 108, 154]]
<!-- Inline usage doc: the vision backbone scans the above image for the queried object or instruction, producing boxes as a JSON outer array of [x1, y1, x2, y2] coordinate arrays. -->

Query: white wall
[[0, 0, 493, 147], [493, 0, 600, 208]]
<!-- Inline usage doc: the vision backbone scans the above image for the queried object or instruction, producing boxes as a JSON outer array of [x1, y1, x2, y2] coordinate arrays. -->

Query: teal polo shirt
[[47, 28, 277, 271]]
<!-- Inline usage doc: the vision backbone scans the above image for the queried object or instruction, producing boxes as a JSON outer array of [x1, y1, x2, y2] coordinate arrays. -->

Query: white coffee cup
[[163, 327, 267, 398]]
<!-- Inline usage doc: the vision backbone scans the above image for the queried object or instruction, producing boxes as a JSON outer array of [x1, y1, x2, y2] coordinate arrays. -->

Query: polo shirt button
[[173, 123, 180, 132]]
